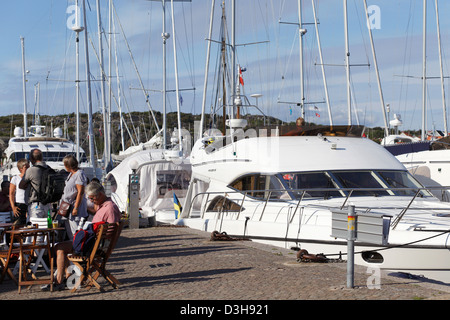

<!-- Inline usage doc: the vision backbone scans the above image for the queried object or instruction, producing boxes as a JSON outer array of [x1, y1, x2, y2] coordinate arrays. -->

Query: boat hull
[[175, 212, 450, 284]]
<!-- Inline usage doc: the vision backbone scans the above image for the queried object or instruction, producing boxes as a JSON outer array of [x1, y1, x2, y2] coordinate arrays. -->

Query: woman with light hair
[[60, 154, 88, 238]]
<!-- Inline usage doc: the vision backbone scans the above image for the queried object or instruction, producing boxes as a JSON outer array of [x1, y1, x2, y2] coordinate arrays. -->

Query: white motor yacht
[[1, 126, 101, 180], [175, 124, 450, 284]]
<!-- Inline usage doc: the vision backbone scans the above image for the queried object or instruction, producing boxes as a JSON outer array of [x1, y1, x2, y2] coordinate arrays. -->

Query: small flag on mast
[[239, 67, 245, 86], [174, 193, 182, 219]]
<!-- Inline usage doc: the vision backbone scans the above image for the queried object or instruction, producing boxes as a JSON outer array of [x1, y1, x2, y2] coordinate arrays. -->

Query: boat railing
[[185, 186, 450, 228]]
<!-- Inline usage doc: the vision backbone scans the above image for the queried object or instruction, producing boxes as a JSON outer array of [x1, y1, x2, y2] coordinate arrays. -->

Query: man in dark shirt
[[19, 149, 51, 218]]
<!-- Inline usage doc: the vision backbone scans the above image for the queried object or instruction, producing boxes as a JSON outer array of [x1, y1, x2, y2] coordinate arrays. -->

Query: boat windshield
[[229, 170, 430, 200], [9, 151, 87, 163]]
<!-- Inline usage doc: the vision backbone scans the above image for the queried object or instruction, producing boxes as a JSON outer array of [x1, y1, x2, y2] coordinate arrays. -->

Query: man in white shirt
[[9, 158, 30, 225]]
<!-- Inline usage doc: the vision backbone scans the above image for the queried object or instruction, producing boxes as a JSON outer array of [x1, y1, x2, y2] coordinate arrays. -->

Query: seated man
[[88, 182, 122, 224], [50, 181, 121, 291]]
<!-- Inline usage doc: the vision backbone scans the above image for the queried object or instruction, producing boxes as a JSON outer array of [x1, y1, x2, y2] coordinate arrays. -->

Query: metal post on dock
[[347, 205, 356, 288], [332, 205, 390, 289], [128, 168, 140, 229]]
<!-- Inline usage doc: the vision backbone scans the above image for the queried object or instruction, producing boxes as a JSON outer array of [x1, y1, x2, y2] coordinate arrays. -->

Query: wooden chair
[[67, 223, 109, 293], [15, 228, 54, 293], [0, 225, 33, 285], [28, 218, 51, 275], [88, 221, 124, 290], [0, 212, 13, 247]]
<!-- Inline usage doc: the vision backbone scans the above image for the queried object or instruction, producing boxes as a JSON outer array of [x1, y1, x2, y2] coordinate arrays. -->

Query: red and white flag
[[239, 68, 244, 86]]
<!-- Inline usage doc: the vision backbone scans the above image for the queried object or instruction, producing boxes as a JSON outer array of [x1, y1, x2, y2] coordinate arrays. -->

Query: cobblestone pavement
[[1, 225, 450, 304]]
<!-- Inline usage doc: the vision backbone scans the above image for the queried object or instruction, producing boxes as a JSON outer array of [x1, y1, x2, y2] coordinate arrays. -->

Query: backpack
[[35, 165, 68, 205], [72, 222, 105, 256]]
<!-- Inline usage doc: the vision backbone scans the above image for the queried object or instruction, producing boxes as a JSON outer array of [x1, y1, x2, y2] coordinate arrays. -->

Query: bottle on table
[[47, 209, 52, 228]]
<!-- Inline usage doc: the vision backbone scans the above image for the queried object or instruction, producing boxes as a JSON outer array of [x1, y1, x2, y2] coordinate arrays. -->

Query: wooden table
[[6, 227, 63, 293]]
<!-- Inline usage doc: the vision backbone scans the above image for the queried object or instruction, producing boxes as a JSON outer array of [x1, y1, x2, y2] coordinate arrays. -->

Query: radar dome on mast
[[13, 127, 24, 137], [53, 127, 63, 138]]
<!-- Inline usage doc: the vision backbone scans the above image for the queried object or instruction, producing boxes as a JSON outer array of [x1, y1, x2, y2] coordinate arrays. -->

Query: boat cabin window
[[331, 171, 390, 196], [229, 174, 287, 200], [206, 196, 244, 212], [43, 152, 87, 163], [9, 152, 28, 162], [9, 151, 87, 163], [229, 170, 430, 201], [282, 172, 341, 198], [377, 171, 428, 196]]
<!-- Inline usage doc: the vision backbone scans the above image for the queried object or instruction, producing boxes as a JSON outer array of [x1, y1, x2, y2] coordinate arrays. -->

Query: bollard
[[347, 205, 356, 288]]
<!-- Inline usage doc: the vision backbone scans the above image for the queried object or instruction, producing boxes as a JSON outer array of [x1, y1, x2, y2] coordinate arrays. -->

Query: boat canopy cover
[[385, 141, 431, 156], [106, 150, 191, 218]]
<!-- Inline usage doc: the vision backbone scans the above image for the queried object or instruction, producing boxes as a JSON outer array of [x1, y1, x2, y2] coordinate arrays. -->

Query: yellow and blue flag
[[174, 193, 182, 219]]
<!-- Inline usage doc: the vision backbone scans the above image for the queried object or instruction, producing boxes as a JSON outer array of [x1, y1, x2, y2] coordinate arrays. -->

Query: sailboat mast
[[298, 0, 305, 119], [435, 0, 447, 136], [343, 0, 351, 126], [221, 2, 227, 133], [108, 0, 113, 157], [96, 0, 111, 170], [363, 0, 388, 138], [34, 82, 40, 127], [199, 0, 216, 140], [422, 0, 427, 141], [82, 0, 97, 173], [73, 0, 84, 162], [21, 37, 28, 137], [311, 0, 332, 126], [170, 0, 183, 156], [162, 0, 168, 149], [231, 0, 236, 119]]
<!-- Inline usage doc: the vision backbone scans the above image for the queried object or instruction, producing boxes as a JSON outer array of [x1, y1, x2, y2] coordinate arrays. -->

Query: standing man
[[19, 148, 51, 219]]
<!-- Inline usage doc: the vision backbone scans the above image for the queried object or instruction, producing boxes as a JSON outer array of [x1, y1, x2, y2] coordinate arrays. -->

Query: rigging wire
[[397, 1, 417, 129]]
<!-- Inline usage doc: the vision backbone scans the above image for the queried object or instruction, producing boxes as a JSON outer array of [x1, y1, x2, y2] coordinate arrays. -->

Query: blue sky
[[1, 0, 450, 133]]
